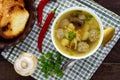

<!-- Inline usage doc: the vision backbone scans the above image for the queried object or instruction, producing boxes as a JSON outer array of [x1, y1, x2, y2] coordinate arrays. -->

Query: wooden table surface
[[0, 0, 120, 80]]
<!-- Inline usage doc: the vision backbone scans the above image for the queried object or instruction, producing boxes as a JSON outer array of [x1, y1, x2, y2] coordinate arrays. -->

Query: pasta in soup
[[53, 10, 100, 57]]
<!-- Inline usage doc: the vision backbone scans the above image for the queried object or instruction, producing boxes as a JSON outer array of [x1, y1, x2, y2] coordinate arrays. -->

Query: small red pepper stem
[[38, 8, 57, 52], [37, 0, 50, 27], [52, 7, 57, 13]]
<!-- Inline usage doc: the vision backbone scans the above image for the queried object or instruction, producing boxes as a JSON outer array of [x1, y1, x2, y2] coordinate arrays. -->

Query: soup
[[53, 10, 100, 57]]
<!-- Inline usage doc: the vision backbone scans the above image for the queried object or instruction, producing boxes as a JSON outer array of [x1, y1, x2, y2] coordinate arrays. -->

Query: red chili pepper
[[38, 8, 56, 52], [37, 0, 50, 27]]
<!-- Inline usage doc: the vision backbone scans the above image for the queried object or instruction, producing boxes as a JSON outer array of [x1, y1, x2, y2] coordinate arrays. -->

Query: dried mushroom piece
[[69, 17, 84, 27], [14, 52, 38, 76], [77, 42, 89, 53]]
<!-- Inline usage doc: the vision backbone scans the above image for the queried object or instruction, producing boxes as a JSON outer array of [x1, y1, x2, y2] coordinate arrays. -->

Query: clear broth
[[53, 10, 100, 57]]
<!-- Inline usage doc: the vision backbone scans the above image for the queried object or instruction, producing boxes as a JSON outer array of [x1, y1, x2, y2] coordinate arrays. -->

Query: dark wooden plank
[[0, 49, 4, 61], [0, 54, 5, 61], [0, 61, 35, 80], [91, 41, 120, 80], [91, 63, 120, 80], [95, 0, 120, 15], [91, 0, 120, 80], [104, 39, 120, 63]]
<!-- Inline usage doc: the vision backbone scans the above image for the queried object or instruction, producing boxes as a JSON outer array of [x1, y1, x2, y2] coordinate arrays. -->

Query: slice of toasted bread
[[0, 0, 24, 27], [0, 0, 3, 21], [2, 0, 24, 8], [0, 0, 3, 9], [0, 5, 29, 39]]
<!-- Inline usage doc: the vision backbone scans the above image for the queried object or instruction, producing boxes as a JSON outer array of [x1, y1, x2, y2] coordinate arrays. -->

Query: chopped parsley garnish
[[68, 31, 76, 41], [86, 15, 93, 21], [39, 51, 63, 78]]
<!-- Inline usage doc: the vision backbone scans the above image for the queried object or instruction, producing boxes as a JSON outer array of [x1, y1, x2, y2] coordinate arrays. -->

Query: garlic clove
[[14, 52, 38, 76]]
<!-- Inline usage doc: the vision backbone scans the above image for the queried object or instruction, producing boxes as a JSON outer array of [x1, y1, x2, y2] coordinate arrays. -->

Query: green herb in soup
[[54, 10, 100, 57], [68, 31, 76, 41]]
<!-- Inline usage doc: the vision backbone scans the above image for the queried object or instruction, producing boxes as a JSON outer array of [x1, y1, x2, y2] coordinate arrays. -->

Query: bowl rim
[[51, 7, 104, 59]]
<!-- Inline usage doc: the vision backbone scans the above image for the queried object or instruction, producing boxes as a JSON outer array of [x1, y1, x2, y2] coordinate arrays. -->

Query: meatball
[[77, 42, 89, 53], [60, 19, 70, 28], [89, 29, 99, 42], [56, 29, 65, 39]]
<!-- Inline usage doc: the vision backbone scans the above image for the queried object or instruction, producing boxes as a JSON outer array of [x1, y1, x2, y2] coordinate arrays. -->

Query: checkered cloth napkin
[[1, 0, 120, 80]]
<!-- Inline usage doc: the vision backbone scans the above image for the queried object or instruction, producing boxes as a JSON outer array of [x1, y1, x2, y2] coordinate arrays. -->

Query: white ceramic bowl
[[51, 7, 103, 59]]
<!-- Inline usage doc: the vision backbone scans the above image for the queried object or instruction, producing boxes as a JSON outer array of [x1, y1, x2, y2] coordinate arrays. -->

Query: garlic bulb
[[14, 52, 37, 76]]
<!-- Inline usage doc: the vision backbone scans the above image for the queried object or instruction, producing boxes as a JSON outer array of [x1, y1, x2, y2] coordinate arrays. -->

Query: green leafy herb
[[39, 51, 63, 78], [86, 15, 93, 21], [68, 31, 76, 41]]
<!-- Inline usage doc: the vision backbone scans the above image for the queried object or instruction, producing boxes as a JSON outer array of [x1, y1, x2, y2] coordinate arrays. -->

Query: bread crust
[[0, 0, 29, 39]]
